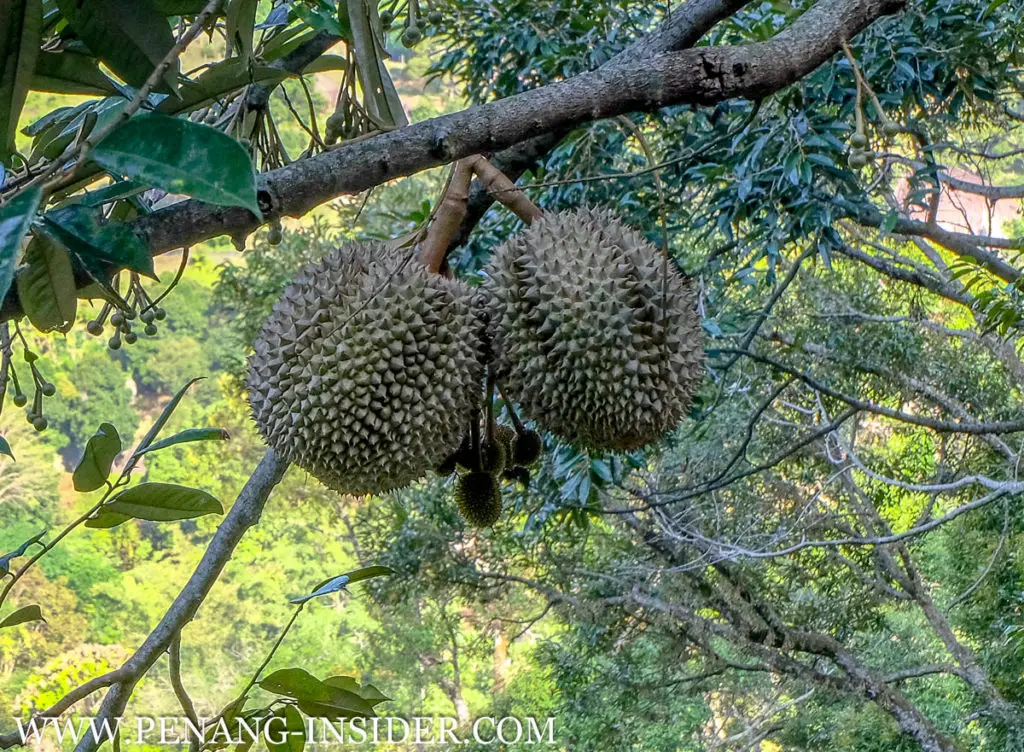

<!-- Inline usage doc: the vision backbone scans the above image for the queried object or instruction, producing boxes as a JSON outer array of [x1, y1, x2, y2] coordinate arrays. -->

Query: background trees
[[1, 0, 1024, 750]]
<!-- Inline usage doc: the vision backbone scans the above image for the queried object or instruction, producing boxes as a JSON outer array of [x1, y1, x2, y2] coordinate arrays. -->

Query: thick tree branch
[[0, 0, 904, 321], [942, 173, 1024, 201]]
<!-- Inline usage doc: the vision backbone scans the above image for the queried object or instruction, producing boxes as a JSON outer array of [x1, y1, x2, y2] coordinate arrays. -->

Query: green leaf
[[321, 565, 394, 588], [31, 96, 129, 163], [265, 706, 305, 752], [323, 677, 389, 708], [0, 0, 42, 163], [134, 377, 203, 454], [152, 0, 210, 12], [347, 0, 407, 128], [92, 114, 261, 215], [33, 51, 120, 96], [54, 0, 179, 93], [226, 0, 258, 66], [73, 422, 123, 492], [260, 669, 375, 718], [0, 604, 45, 629], [43, 204, 155, 278], [85, 482, 223, 528], [0, 435, 13, 460], [0, 185, 42, 305], [161, 60, 287, 115], [65, 179, 146, 208], [15, 230, 77, 333], [134, 427, 230, 457], [301, 55, 349, 75]]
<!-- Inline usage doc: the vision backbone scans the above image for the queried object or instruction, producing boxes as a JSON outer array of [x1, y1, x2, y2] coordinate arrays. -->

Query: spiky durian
[[456, 471, 503, 527], [248, 242, 485, 494], [512, 430, 543, 466], [484, 207, 704, 451]]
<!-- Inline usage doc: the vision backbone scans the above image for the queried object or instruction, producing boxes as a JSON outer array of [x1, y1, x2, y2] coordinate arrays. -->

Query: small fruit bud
[[32, 416, 48, 432], [140, 309, 156, 324], [427, 9, 442, 23], [87, 320, 103, 336], [154, 308, 167, 321], [124, 331, 138, 345], [12, 393, 27, 407], [110, 312, 124, 327], [268, 225, 283, 245], [401, 24, 423, 46], [41, 382, 56, 397], [380, 9, 394, 26], [108, 336, 122, 351], [882, 120, 901, 137], [850, 133, 868, 148], [144, 324, 158, 336]]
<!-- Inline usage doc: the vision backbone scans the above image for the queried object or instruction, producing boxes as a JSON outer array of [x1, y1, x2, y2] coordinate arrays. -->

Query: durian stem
[[499, 385, 527, 436], [419, 160, 474, 273], [466, 155, 543, 226], [470, 407, 483, 472], [485, 370, 497, 444]]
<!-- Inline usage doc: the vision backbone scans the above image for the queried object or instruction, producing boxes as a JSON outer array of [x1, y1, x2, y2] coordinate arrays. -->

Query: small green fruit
[[108, 336, 121, 351], [401, 24, 423, 46], [380, 9, 395, 26], [12, 393, 27, 407], [154, 308, 167, 321], [140, 309, 156, 324], [512, 430, 543, 466], [87, 320, 103, 336], [144, 323, 158, 336], [882, 121, 901, 137], [427, 9, 443, 23], [850, 132, 868, 148], [110, 312, 124, 327], [456, 472, 503, 527], [124, 331, 138, 345], [41, 382, 56, 397], [848, 150, 869, 168], [268, 226, 283, 246], [32, 416, 47, 432]]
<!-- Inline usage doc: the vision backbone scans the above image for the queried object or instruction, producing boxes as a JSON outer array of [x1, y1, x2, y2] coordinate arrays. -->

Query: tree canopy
[[2, 0, 1024, 751]]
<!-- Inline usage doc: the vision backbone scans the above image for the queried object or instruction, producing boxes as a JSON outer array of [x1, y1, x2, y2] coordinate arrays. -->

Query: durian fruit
[[484, 207, 704, 451], [248, 242, 485, 494], [512, 430, 543, 466], [456, 471, 503, 527]]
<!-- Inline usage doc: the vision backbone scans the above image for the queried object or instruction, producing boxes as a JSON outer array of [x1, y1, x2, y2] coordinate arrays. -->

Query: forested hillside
[[2, 0, 1024, 750]]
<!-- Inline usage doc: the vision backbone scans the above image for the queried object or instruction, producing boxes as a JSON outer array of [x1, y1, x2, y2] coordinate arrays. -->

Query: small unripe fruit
[[108, 336, 121, 351], [848, 150, 868, 168], [13, 393, 27, 407], [124, 331, 138, 345], [87, 320, 103, 336], [401, 24, 422, 46], [41, 382, 56, 397], [123, 309, 136, 321], [110, 312, 124, 326], [144, 324, 158, 336], [512, 430, 543, 466], [850, 132, 868, 148], [140, 309, 156, 324], [456, 472, 502, 527], [882, 121, 901, 137], [427, 9, 442, 23], [380, 9, 394, 26], [268, 226, 283, 245], [32, 416, 47, 432], [154, 308, 167, 321]]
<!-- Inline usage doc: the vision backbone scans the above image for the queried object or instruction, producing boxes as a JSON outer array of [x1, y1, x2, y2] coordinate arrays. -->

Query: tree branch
[[0, 0, 906, 321]]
